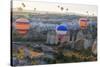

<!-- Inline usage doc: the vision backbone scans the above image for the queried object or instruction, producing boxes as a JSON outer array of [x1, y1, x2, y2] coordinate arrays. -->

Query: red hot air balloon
[[15, 18, 30, 35]]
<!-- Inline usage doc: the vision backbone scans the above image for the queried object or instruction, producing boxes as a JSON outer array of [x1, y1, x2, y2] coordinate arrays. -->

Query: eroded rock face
[[46, 31, 58, 45], [72, 30, 84, 50], [73, 29, 94, 50], [74, 39, 84, 50], [76, 31, 84, 40], [84, 39, 92, 49], [92, 40, 97, 55]]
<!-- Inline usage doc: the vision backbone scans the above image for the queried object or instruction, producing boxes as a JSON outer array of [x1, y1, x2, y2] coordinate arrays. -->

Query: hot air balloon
[[34, 8, 36, 11], [86, 11, 89, 15], [60, 7, 64, 11], [21, 3, 26, 8], [15, 18, 30, 35], [66, 8, 68, 12], [56, 25, 68, 43], [56, 25, 68, 35], [58, 5, 60, 8], [79, 18, 88, 29]]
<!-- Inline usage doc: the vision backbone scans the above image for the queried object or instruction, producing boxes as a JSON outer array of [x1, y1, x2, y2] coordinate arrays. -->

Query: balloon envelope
[[56, 25, 68, 31], [56, 25, 68, 35], [15, 18, 30, 35], [79, 18, 88, 29]]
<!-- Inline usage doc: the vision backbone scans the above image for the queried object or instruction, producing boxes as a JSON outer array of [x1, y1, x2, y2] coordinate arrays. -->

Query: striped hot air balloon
[[79, 18, 88, 29], [15, 18, 30, 35]]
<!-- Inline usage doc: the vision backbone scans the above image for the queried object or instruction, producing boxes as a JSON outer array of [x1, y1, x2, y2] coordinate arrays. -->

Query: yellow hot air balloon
[[79, 18, 88, 29]]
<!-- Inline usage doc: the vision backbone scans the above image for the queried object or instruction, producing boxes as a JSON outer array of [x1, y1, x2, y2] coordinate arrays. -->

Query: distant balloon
[[58, 5, 60, 8], [86, 11, 88, 13], [34, 8, 36, 11], [21, 3, 26, 7], [66, 8, 68, 11], [60, 7, 64, 11], [79, 18, 88, 29], [15, 18, 30, 35]]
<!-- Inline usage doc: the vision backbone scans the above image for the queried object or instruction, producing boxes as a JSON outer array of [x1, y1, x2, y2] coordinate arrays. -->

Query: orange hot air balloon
[[79, 18, 88, 29], [15, 18, 30, 35]]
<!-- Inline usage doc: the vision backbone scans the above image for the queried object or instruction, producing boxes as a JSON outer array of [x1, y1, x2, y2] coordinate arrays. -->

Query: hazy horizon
[[12, 0, 97, 16]]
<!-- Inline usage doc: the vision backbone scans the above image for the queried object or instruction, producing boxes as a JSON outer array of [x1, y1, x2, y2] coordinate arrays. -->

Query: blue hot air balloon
[[56, 25, 68, 35], [57, 25, 68, 31]]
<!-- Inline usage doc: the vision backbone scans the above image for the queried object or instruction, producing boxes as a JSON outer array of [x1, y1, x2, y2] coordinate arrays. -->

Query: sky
[[12, 0, 97, 16]]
